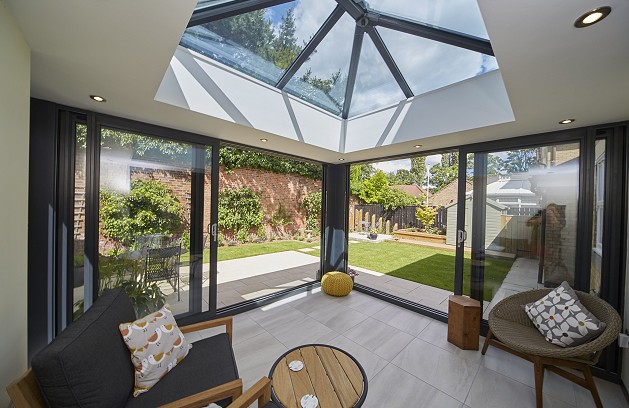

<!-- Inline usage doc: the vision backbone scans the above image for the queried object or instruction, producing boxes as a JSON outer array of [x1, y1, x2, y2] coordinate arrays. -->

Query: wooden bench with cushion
[[7, 288, 242, 408]]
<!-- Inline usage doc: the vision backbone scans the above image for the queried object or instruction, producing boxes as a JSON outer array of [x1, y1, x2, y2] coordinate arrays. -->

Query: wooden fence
[[350, 204, 446, 232]]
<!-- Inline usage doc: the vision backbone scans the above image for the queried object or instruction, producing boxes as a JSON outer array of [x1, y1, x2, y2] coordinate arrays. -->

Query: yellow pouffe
[[321, 272, 353, 297]]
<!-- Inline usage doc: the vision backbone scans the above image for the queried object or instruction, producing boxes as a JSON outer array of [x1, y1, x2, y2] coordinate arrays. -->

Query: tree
[[359, 171, 390, 204], [100, 180, 183, 248], [410, 156, 426, 186], [271, 8, 302, 69], [350, 164, 376, 196], [205, 10, 275, 59], [501, 148, 538, 174], [386, 169, 414, 185], [429, 152, 459, 192]]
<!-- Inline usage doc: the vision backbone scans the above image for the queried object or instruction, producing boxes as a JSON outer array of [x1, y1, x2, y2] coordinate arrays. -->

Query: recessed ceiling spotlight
[[414, 144, 422, 148], [559, 118, 575, 124], [260, 138, 268, 142], [574, 6, 611, 28], [339, 158, 345, 161], [89, 95, 106, 102]]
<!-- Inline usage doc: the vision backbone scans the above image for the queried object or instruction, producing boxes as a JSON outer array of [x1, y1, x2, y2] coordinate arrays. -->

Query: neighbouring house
[[429, 180, 473, 207], [392, 183, 426, 199]]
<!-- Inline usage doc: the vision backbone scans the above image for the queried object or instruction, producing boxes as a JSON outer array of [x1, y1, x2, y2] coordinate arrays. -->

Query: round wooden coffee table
[[268, 344, 368, 408]]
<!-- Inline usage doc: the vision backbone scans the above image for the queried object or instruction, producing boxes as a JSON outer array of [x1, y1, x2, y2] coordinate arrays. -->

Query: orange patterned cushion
[[119, 304, 191, 397]]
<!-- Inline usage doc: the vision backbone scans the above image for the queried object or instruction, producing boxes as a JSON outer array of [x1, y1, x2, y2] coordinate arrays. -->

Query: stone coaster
[[298, 248, 315, 252]]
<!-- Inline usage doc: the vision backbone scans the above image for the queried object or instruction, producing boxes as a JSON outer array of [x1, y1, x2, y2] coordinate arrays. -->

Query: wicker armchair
[[481, 289, 622, 408]]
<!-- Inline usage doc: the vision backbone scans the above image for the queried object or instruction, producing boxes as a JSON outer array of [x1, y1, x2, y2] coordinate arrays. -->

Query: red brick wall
[[76, 166, 322, 249]]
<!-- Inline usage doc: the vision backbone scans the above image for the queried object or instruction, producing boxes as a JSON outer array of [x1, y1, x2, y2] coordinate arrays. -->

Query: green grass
[[345, 241, 514, 301], [180, 240, 320, 264], [179, 239, 513, 302]]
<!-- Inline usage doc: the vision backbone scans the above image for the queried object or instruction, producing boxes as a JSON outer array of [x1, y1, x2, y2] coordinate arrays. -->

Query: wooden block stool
[[447, 295, 481, 350]]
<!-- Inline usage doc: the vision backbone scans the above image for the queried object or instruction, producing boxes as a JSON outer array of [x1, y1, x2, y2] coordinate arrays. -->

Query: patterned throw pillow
[[119, 304, 191, 397], [524, 281, 606, 347]]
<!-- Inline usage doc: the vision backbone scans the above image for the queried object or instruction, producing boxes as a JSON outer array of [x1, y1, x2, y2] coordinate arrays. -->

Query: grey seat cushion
[[125, 333, 239, 408], [31, 288, 136, 408], [263, 402, 281, 408]]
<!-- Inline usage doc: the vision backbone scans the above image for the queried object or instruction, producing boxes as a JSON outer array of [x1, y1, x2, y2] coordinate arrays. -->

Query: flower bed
[[394, 229, 447, 244]]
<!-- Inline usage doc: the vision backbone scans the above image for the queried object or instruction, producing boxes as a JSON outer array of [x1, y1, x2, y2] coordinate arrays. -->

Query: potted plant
[[369, 228, 378, 240]]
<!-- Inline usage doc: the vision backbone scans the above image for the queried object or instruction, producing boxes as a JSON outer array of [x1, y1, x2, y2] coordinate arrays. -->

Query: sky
[[260, 0, 497, 116], [372, 154, 442, 175]]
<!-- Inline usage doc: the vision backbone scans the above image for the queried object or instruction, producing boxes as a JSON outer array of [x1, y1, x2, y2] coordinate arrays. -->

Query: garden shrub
[[218, 188, 264, 239], [100, 179, 183, 248], [416, 206, 438, 231], [301, 191, 322, 233]]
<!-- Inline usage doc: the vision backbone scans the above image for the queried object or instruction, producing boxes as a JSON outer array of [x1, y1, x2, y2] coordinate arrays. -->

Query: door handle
[[457, 229, 467, 246], [211, 223, 217, 242]]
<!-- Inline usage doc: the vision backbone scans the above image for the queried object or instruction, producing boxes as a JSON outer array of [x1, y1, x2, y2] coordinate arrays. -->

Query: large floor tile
[[305, 300, 369, 333], [392, 338, 479, 402], [267, 315, 335, 349], [372, 304, 432, 336], [323, 335, 389, 380], [466, 366, 573, 408], [417, 320, 483, 363], [363, 363, 462, 408], [335, 291, 390, 316], [574, 377, 628, 408], [233, 331, 287, 389], [344, 317, 414, 361], [480, 345, 576, 405]]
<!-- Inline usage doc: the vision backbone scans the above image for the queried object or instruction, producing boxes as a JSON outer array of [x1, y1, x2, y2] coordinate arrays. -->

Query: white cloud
[[372, 159, 411, 173], [371, 153, 442, 174], [288, 0, 496, 116]]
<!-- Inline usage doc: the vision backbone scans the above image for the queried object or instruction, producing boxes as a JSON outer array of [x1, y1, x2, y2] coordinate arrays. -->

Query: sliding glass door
[[458, 143, 581, 318]]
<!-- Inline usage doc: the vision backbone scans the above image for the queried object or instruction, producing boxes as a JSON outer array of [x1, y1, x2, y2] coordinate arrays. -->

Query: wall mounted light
[[559, 118, 575, 124], [89, 95, 106, 102], [260, 138, 268, 142], [574, 6, 611, 28]]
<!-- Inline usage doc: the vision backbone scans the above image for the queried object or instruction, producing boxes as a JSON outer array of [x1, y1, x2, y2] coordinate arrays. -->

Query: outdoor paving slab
[[298, 247, 315, 252], [216, 251, 319, 284]]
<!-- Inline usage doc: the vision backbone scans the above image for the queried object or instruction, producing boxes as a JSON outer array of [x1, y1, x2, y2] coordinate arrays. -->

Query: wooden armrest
[[6, 368, 47, 408], [159, 378, 242, 408], [180, 316, 233, 342], [227, 377, 272, 408]]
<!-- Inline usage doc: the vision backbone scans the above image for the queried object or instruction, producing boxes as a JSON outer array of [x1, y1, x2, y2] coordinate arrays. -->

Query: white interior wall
[[0, 2, 30, 406]]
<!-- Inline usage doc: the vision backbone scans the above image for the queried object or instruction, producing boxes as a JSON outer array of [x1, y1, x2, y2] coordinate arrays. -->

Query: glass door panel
[[466, 143, 581, 319], [97, 128, 194, 316], [216, 146, 322, 309], [590, 139, 606, 296], [72, 122, 88, 320]]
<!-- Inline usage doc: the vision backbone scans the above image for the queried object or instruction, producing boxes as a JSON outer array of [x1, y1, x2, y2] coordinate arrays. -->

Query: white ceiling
[[6, 0, 629, 163]]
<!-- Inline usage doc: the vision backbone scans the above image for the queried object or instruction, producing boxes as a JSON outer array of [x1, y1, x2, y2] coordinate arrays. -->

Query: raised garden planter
[[395, 230, 446, 244]]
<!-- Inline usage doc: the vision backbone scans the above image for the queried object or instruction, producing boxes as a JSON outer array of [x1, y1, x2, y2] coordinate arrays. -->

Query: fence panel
[[353, 204, 447, 231]]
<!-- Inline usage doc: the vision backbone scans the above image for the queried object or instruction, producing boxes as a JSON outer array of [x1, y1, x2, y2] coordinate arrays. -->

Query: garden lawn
[[346, 241, 514, 301], [181, 240, 320, 264]]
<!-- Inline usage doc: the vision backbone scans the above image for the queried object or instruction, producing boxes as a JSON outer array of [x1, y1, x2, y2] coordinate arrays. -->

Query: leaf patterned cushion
[[119, 304, 191, 397], [523, 281, 606, 347]]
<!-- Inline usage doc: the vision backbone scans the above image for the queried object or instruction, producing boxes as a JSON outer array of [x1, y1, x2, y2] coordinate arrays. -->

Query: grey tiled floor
[[191, 289, 627, 408]]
